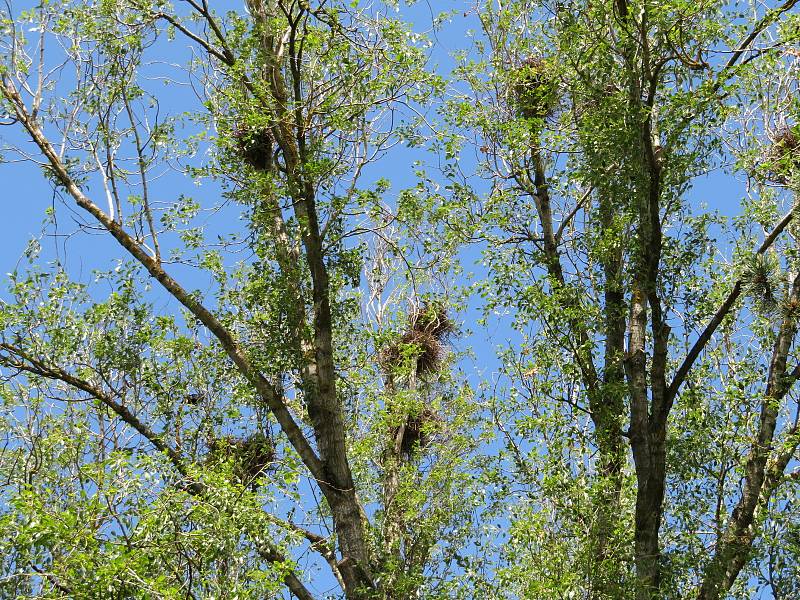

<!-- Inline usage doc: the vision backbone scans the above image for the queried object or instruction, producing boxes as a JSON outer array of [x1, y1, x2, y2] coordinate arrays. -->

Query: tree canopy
[[0, 1, 799, 599]]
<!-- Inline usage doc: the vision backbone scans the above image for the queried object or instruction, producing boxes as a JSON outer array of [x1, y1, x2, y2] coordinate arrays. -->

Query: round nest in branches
[[765, 126, 800, 183], [380, 305, 456, 378], [207, 433, 276, 485], [232, 123, 273, 171], [773, 126, 800, 154], [393, 408, 442, 457], [511, 57, 558, 121]]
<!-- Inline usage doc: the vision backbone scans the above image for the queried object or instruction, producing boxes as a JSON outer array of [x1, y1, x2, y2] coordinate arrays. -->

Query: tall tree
[[0, 1, 476, 598], [446, 0, 800, 598], [2, 0, 800, 599]]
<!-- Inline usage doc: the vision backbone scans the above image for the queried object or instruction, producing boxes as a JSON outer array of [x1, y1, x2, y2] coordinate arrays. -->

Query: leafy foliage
[[0, 1, 800, 599]]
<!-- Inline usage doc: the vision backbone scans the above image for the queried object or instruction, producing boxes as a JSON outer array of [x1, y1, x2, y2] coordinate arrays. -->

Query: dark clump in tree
[[207, 432, 276, 486], [766, 125, 800, 183], [394, 407, 442, 457], [184, 392, 204, 406], [380, 304, 453, 457], [380, 304, 456, 379], [511, 56, 558, 122], [232, 123, 274, 171]]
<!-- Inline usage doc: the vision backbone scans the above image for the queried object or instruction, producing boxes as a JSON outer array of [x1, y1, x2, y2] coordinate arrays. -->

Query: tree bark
[[246, 2, 373, 593], [2, 6, 375, 594], [529, 150, 628, 597], [625, 60, 669, 597]]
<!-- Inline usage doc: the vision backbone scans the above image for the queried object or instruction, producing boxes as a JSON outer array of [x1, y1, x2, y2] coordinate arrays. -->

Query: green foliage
[[1, 0, 800, 598]]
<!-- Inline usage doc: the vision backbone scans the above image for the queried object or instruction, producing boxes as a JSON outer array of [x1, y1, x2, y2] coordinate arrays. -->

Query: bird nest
[[231, 123, 273, 171], [511, 56, 558, 122], [392, 407, 442, 457], [765, 126, 800, 183], [207, 433, 276, 485], [380, 305, 456, 379]]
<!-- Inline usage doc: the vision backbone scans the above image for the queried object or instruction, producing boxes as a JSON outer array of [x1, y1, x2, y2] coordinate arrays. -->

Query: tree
[[2, 0, 800, 599], [444, 0, 800, 598], [0, 1, 476, 598]]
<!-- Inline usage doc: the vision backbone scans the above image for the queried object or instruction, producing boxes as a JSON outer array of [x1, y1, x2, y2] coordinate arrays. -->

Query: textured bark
[[627, 278, 661, 600], [2, 9, 374, 594], [529, 152, 630, 597], [634, 110, 669, 600], [586, 183, 628, 597], [620, 26, 671, 591], [246, 2, 373, 594]]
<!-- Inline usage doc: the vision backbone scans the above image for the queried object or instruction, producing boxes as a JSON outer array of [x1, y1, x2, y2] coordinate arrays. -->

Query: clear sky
[[0, 2, 751, 416], [0, 1, 772, 596], [0, 0, 747, 266]]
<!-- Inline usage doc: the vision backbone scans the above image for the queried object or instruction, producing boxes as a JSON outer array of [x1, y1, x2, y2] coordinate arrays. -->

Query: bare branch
[[155, 12, 230, 64], [0, 341, 321, 600], [121, 84, 161, 262], [720, 0, 799, 73], [0, 74, 327, 491]]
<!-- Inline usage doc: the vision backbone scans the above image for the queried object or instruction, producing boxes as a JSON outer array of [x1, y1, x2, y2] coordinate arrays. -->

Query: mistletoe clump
[[742, 253, 781, 314]]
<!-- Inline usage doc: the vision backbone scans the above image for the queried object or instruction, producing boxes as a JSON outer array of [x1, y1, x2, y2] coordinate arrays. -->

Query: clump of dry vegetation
[[765, 125, 800, 183], [207, 432, 276, 486], [380, 304, 456, 379], [510, 56, 558, 121], [380, 304, 454, 456], [232, 122, 274, 171], [391, 407, 442, 457]]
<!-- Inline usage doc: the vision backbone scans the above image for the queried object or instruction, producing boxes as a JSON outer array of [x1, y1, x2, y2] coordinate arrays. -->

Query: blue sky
[[0, 1, 782, 597], [0, 0, 748, 276]]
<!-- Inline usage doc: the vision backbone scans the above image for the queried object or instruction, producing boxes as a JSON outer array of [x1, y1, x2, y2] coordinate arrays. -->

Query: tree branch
[[719, 0, 799, 74], [0, 74, 327, 496], [155, 12, 230, 64], [697, 271, 800, 599], [0, 342, 320, 600], [666, 204, 796, 410], [0, 341, 197, 488]]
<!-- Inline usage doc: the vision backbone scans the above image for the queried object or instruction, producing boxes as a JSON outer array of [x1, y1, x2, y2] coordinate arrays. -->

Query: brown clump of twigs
[[393, 407, 442, 457], [765, 125, 800, 183], [511, 56, 558, 121], [380, 304, 454, 458], [232, 123, 274, 171], [207, 432, 276, 486], [380, 304, 456, 379]]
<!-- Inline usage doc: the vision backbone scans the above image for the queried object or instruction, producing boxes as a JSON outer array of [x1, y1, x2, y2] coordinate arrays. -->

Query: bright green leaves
[[0, 258, 309, 596], [1, 460, 292, 599]]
